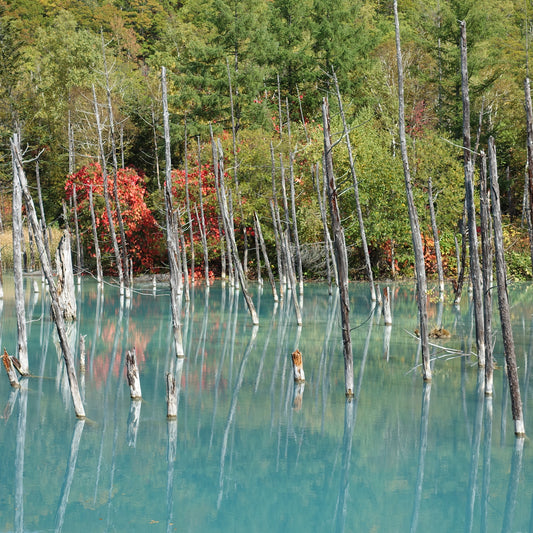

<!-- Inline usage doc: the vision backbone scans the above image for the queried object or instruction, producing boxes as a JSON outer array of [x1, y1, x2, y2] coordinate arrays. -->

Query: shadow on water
[[1, 278, 533, 532]]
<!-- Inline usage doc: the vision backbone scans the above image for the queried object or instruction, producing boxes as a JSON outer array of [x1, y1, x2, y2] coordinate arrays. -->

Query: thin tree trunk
[[270, 142, 285, 295], [394, 0, 431, 381], [197, 137, 210, 285], [333, 70, 376, 301], [488, 137, 525, 437], [322, 97, 354, 398], [35, 158, 51, 266], [88, 185, 104, 284], [162, 67, 185, 358], [254, 212, 278, 302], [289, 152, 304, 295], [152, 104, 161, 191], [460, 20, 485, 368], [55, 230, 77, 321], [92, 84, 124, 294], [524, 77, 533, 274], [12, 135, 85, 418], [428, 177, 445, 299], [72, 184, 82, 281], [183, 121, 195, 284], [11, 135, 29, 376], [126, 348, 142, 399], [479, 152, 494, 395]]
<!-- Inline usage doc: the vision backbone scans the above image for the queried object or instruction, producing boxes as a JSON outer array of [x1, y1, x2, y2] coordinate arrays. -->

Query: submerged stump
[[291, 349, 305, 383]]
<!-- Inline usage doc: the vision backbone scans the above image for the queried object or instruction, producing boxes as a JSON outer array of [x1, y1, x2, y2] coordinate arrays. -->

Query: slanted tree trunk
[[3, 349, 20, 388], [12, 135, 85, 418], [254, 212, 278, 302], [55, 230, 77, 321], [488, 137, 525, 437], [161, 67, 185, 359], [333, 69, 376, 301], [480, 152, 494, 395], [92, 84, 124, 295], [11, 135, 29, 376], [460, 20, 485, 368], [35, 158, 52, 266], [428, 177, 445, 299], [322, 97, 354, 398], [394, 0, 431, 381]]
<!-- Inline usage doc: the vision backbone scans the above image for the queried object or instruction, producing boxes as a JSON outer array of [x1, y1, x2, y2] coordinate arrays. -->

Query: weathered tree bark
[[270, 142, 285, 295], [12, 135, 85, 418], [524, 78, 533, 274], [35, 159, 52, 267], [289, 152, 304, 295], [394, 0, 431, 381], [460, 20, 485, 368], [72, 184, 82, 283], [253, 216, 262, 285], [166, 372, 177, 419], [479, 152, 494, 395], [254, 212, 278, 302], [453, 207, 468, 306], [161, 67, 185, 359], [428, 177, 445, 299], [79, 334, 86, 374], [126, 348, 142, 399], [197, 137, 210, 286], [11, 135, 29, 376], [151, 104, 161, 191], [88, 185, 104, 285], [291, 349, 305, 383], [56, 230, 77, 321], [322, 97, 354, 398], [92, 84, 124, 295], [382, 286, 393, 326], [488, 137, 525, 437], [3, 349, 20, 388], [183, 121, 195, 284], [333, 70, 376, 302]]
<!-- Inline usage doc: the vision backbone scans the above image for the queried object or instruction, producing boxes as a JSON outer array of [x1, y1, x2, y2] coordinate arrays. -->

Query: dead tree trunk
[[92, 84, 124, 295], [11, 135, 29, 376], [289, 152, 304, 295], [480, 152, 494, 395], [254, 213, 278, 302], [72, 184, 82, 282], [12, 136, 85, 418], [161, 67, 185, 358], [3, 349, 20, 388], [270, 142, 285, 295], [88, 185, 104, 284], [35, 158, 52, 267], [428, 177, 445, 299], [126, 348, 142, 399], [333, 70, 376, 301], [101, 31, 130, 297], [322, 97, 354, 398], [394, 0, 431, 381], [183, 123, 195, 284], [488, 137, 525, 437], [524, 77, 533, 274], [197, 137, 211, 285], [55, 230, 77, 321], [460, 20, 485, 368]]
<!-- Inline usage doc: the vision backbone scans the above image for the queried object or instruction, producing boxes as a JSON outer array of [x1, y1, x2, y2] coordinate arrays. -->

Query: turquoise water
[[0, 276, 532, 532]]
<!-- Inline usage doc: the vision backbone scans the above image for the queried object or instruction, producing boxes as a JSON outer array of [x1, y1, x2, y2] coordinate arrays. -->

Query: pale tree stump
[[55, 231, 77, 321], [3, 350, 20, 388], [79, 335, 86, 374], [382, 286, 392, 326], [126, 348, 142, 399], [291, 349, 305, 383], [166, 372, 177, 419]]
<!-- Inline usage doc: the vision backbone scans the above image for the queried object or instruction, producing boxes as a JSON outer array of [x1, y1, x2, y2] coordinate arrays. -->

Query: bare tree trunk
[[270, 142, 285, 296], [35, 158, 51, 267], [183, 121, 195, 284], [479, 152, 494, 395], [72, 184, 82, 282], [394, 0, 431, 381], [12, 135, 85, 418], [92, 84, 124, 294], [151, 104, 161, 191], [88, 185, 104, 284], [460, 20, 485, 368], [3, 349, 20, 388], [101, 32, 130, 296], [428, 177, 445, 299], [197, 137, 210, 286], [55, 230, 77, 321], [126, 348, 142, 399], [289, 152, 304, 295], [453, 208, 468, 306], [322, 97, 354, 398], [254, 213, 278, 301], [524, 77, 533, 274], [162, 67, 185, 359], [11, 135, 29, 376], [488, 137, 525, 437], [333, 70, 376, 301]]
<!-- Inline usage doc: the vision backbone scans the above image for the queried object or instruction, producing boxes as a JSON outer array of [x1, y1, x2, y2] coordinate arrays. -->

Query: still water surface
[[0, 276, 532, 532]]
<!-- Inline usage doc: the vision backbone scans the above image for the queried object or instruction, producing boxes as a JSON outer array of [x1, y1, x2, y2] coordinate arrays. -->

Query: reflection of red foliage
[[65, 163, 164, 274]]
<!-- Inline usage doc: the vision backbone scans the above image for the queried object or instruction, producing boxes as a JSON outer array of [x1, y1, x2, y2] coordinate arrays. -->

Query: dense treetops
[[1, 0, 532, 278]]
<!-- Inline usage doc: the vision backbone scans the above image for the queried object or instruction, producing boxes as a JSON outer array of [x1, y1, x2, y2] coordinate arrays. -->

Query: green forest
[[1, 0, 532, 281]]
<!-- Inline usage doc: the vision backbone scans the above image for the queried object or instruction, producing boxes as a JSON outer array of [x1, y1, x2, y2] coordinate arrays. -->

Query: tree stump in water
[[291, 349, 305, 383], [55, 231, 77, 321], [166, 372, 177, 419], [126, 348, 142, 400], [2, 350, 20, 388]]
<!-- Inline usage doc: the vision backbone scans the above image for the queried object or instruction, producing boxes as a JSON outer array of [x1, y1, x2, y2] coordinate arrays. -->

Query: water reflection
[[0, 278, 531, 532]]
